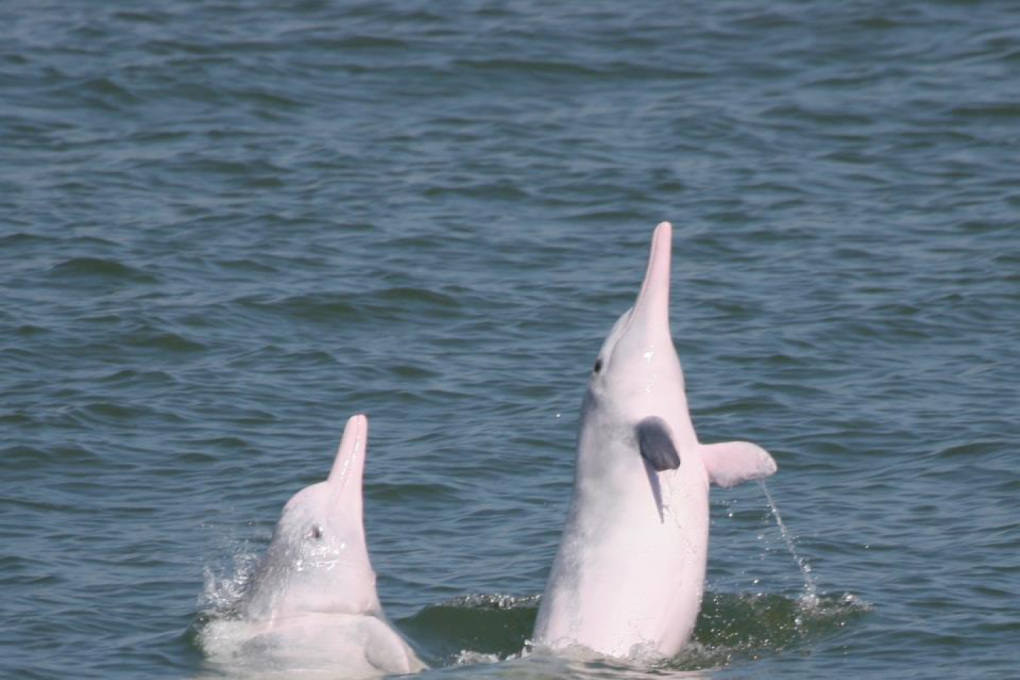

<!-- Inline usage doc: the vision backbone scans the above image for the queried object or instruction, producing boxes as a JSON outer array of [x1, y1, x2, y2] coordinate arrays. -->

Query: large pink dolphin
[[200, 415, 425, 677], [532, 222, 777, 660]]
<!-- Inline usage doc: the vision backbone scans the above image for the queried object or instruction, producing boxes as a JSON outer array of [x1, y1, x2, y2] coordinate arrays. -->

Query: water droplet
[[758, 481, 818, 602]]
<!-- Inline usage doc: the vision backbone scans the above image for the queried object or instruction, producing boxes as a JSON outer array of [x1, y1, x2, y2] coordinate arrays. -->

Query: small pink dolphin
[[201, 415, 425, 677]]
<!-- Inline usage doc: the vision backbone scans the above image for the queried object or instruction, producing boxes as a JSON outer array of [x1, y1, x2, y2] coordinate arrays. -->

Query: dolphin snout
[[631, 221, 672, 323]]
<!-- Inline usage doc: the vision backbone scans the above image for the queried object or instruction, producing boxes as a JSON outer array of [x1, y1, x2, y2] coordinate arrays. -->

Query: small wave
[[296, 35, 410, 51], [48, 257, 157, 284], [217, 258, 280, 274], [449, 58, 701, 83], [0, 444, 102, 471], [78, 401, 165, 424], [452, 650, 505, 666], [236, 287, 464, 328], [446, 593, 542, 610], [95, 368, 178, 386], [122, 330, 206, 353], [0, 232, 60, 247], [237, 292, 359, 323], [373, 286, 460, 309], [51, 76, 142, 111]]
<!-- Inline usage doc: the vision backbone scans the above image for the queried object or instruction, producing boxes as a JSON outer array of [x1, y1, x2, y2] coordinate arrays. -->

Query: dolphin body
[[200, 415, 425, 678], [532, 222, 778, 660]]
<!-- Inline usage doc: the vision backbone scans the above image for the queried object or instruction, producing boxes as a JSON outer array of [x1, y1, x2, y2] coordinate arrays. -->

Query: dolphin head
[[586, 222, 691, 431], [242, 414, 382, 621]]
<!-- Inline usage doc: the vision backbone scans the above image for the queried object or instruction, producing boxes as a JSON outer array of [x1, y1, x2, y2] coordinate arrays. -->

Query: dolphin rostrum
[[532, 222, 777, 660]]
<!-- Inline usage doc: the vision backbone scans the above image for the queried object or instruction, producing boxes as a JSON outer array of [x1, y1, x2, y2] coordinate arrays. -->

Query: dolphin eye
[[309, 525, 323, 540], [592, 358, 603, 374]]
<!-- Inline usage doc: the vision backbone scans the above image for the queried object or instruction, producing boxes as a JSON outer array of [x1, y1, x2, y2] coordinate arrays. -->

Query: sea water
[[2, 2, 1018, 679]]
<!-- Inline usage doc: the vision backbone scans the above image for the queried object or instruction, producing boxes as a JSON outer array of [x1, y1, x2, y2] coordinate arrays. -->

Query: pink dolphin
[[201, 415, 425, 677], [533, 222, 777, 660]]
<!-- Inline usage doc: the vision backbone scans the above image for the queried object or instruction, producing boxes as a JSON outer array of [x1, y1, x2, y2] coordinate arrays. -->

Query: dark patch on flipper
[[636, 417, 681, 471]]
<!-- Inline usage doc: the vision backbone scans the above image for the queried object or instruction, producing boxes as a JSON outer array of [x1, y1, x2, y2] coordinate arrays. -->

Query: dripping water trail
[[758, 481, 818, 606]]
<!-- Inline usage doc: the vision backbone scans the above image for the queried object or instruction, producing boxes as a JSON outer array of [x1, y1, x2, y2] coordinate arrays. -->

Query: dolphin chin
[[199, 415, 426, 677], [532, 222, 778, 660]]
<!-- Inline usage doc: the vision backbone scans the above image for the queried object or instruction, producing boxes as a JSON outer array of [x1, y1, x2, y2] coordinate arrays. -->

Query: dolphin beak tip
[[653, 222, 673, 255], [346, 414, 369, 445], [329, 414, 370, 487], [632, 221, 673, 322]]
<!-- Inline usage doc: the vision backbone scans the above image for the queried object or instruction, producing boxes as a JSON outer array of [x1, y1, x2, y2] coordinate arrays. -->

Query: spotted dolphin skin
[[533, 222, 777, 660], [200, 415, 425, 678]]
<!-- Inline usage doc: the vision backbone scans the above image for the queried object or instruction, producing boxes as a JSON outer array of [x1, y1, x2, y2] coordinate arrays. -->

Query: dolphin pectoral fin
[[700, 441, 777, 488], [636, 417, 681, 471], [361, 616, 428, 673]]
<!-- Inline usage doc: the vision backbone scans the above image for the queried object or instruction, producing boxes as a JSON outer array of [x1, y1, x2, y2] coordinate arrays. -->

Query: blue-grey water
[[2, 1, 1018, 679]]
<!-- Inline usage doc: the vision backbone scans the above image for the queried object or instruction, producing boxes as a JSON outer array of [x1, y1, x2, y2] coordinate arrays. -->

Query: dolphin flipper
[[362, 616, 427, 674], [636, 417, 681, 471], [700, 441, 777, 488]]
